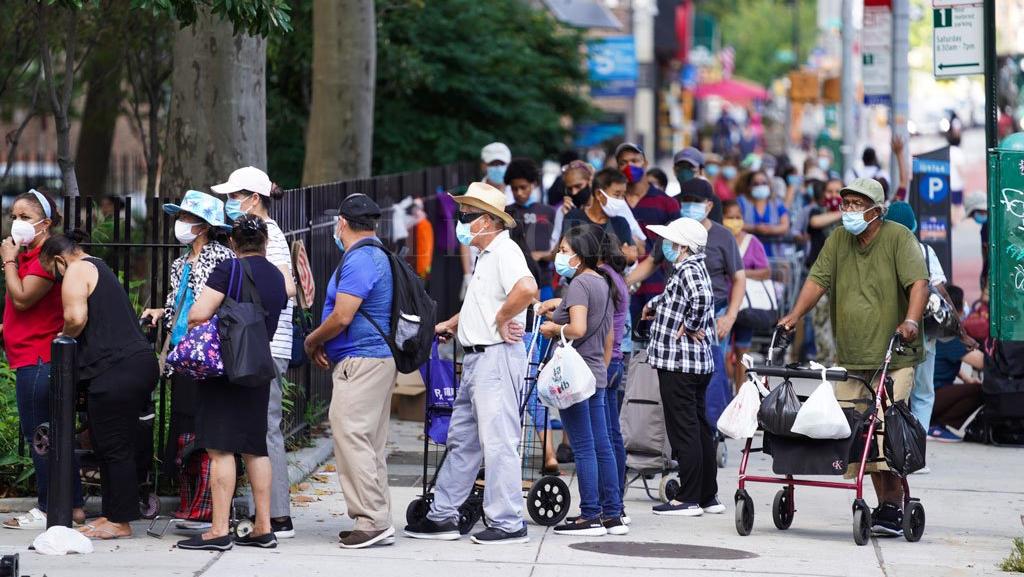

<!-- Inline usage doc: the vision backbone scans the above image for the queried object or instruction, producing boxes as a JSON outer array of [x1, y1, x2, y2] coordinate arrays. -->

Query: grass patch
[[1001, 538, 1024, 573]]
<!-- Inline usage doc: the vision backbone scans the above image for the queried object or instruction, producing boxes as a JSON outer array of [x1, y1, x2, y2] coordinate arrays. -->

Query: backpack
[[334, 238, 437, 373]]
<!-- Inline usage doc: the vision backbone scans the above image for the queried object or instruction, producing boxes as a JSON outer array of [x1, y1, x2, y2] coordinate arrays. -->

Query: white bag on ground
[[32, 525, 94, 555], [791, 362, 851, 439], [537, 326, 596, 410]]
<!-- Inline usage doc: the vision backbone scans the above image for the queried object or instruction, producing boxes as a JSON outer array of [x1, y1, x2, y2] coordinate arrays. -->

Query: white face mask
[[600, 193, 629, 217], [175, 220, 201, 245], [11, 219, 43, 246]]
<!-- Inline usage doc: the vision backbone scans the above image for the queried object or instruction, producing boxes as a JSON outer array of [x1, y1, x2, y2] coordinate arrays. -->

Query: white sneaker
[[912, 466, 931, 475], [700, 497, 727, 514]]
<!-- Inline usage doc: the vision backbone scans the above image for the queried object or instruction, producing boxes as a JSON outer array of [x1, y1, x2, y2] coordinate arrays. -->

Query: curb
[[0, 431, 336, 516]]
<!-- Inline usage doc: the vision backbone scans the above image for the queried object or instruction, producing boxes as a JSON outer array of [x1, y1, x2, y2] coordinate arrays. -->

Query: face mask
[[455, 218, 496, 247], [11, 219, 42, 246], [973, 213, 988, 225], [705, 164, 720, 178], [623, 165, 646, 184], [486, 165, 507, 185], [675, 167, 696, 183], [175, 220, 200, 245], [572, 186, 592, 208], [334, 222, 345, 252], [554, 252, 578, 279], [824, 196, 843, 211], [765, 168, 775, 178], [818, 157, 831, 171], [751, 184, 771, 200], [723, 217, 744, 235], [225, 195, 254, 221], [787, 174, 802, 187], [841, 209, 878, 236], [722, 166, 738, 180], [662, 240, 681, 264], [53, 257, 66, 284], [680, 202, 707, 222], [600, 193, 628, 217]]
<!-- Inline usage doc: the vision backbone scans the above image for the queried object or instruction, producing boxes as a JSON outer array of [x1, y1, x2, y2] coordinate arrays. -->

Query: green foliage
[[0, 360, 34, 496], [372, 0, 593, 173], [1002, 538, 1024, 573], [130, 0, 293, 36], [266, 0, 312, 188], [715, 0, 818, 86]]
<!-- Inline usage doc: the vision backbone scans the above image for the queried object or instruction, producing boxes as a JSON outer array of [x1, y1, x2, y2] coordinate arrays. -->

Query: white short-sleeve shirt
[[265, 219, 295, 360], [921, 243, 947, 286], [458, 231, 532, 347]]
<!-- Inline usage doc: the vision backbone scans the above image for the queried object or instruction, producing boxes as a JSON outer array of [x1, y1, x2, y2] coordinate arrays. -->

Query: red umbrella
[[694, 78, 769, 103]]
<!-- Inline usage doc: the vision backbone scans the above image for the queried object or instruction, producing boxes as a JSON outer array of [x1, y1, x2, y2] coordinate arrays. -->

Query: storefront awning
[[542, 0, 623, 30], [693, 78, 769, 103]]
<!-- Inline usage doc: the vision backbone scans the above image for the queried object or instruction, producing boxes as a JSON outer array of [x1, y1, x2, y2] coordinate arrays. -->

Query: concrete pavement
[[0, 419, 1020, 577]]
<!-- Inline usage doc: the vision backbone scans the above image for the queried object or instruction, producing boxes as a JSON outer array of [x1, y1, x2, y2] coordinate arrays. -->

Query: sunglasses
[[455, 210, 484, 224]]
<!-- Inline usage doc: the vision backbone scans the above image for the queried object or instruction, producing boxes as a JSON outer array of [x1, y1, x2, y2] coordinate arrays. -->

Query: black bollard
[[46, 336, 77, 529]]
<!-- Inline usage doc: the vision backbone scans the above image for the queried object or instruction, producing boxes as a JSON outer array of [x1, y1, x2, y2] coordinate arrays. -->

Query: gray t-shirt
[[551, 272, 613, 388], [703, 221, 744, 306]]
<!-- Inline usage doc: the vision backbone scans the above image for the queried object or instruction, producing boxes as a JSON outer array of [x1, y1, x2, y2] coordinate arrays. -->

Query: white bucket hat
[[647, 217, 708, 252]]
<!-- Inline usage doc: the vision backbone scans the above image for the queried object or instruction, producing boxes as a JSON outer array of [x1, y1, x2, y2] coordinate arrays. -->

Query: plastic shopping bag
[[718, 378, 761, 439], [420, 340, 457, 444], [537, 326, 596, 410], [757, 379, 802, 437], [883, 400, 927, 477], [790, 362, 851, 439]]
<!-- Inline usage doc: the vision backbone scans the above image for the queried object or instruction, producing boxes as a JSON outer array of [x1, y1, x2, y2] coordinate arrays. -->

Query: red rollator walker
[[734, 327, 926, 545]]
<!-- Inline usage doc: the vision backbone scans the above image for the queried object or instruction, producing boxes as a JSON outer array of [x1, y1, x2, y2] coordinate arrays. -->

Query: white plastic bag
[[537, 326, 596, 410], [790, 362, 851, 439], [717, 379, 761, 439], [32, 525, 94, 556]]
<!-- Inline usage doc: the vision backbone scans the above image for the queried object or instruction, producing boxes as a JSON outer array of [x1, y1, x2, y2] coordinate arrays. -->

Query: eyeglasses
[[455, 211, 483, 224], [840, 199, 874, 212]]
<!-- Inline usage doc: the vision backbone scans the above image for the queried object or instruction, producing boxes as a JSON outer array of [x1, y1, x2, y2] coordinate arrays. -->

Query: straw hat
[[647, 217, 708, 252], [450, 182, 516, 228]]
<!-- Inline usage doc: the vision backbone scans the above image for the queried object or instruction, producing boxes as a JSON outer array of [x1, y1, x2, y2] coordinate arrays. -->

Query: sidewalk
[[0, 420, 1021, 577]]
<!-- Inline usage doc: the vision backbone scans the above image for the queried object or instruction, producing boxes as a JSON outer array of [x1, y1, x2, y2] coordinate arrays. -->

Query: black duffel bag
[[218, 259, 276, 388]]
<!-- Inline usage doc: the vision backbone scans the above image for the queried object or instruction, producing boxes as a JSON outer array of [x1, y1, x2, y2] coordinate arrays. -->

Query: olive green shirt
[[808, 221, 928, 370]]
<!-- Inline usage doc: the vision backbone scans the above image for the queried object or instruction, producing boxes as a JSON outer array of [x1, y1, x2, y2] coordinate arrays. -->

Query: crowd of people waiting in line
[[0, 131, 991, 550]]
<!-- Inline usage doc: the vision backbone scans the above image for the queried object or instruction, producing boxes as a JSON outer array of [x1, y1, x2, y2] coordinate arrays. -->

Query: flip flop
[[80, 524, 131, 540], [3, 508, 46, 530]]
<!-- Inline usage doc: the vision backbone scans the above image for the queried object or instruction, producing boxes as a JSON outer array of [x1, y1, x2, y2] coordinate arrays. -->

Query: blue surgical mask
[[334, 234, 345, 252], [973, 213, 988, 225], [841, 209, 878, 236], [225, 198, 245, 221], [456, 220, 475, 246], [554, 252, 578, 279], [662, 240, 681, 264], [787, 174, 802, 187], [818, 157, 831, 172], [486, 165, 507, 185], [680, 202, 707, 222], [751, 184, 771, 200], [722, 166, 738, 180]]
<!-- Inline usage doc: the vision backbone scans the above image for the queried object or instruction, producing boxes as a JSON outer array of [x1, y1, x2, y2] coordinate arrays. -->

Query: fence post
[[46, 336, 78, 529]]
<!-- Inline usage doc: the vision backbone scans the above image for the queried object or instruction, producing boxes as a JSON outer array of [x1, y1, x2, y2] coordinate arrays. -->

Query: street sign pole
[[984, 0, 997, 150]]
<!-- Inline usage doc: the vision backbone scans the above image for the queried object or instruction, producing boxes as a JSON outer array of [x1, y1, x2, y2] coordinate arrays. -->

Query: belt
[[463, 344, 497, 354]]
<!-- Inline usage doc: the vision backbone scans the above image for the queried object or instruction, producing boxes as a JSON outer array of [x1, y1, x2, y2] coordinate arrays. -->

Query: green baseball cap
[[840, 177, 885, 206]]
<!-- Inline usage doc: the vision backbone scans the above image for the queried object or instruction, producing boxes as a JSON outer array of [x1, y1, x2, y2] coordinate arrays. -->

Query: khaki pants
[[328, 357, 398, 531], [837, 366, 914, 477]]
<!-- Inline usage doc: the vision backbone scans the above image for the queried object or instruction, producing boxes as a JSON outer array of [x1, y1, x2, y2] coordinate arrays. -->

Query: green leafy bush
[[0, 359, 34, 496], [1002, 537, 1024, 573]]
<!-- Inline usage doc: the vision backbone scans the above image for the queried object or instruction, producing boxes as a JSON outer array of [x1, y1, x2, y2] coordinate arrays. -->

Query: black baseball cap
[[678, 178, 714, 201], [672, 147, 704, 168], [324, 193, 382, 223]]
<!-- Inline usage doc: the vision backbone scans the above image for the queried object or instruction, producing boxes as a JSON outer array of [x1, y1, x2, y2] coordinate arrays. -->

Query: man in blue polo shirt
[[304, 193, 396, 550]]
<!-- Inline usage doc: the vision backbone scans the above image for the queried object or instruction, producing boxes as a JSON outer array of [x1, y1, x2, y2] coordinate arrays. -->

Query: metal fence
[[51, 160, 477, 460]]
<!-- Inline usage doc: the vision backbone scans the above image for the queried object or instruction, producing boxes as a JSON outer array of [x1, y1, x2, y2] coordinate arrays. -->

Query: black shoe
[[403, 517, 460, 541], [553, 517, 607, 536], [652, 501, 703, 517], [555, 444, 574, 464], [176, 534, 233, 551], [235, 532, 278, 549], [470, 526, 529, 545], [602, 517, 629, 536], [250, 516, 295, 539], [870, 503, 904, 537]]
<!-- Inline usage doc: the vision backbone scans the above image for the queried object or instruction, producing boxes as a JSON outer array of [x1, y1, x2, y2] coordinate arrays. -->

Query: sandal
[[80, 524, 131, 540], [3, 508, 47, 530]]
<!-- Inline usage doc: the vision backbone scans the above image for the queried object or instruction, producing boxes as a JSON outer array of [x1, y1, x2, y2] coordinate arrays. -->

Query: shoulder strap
[[333, 238, 396, 349], [919, 241, 931, 277], [739, 234, 753, 257]]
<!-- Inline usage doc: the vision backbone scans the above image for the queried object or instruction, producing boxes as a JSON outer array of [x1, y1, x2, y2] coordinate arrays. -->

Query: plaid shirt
[[646, 252, 716, 374]]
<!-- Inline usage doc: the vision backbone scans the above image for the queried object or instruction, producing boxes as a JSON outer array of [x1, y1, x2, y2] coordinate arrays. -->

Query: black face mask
[[572, 186, 592, 208], [53, 258, 66, 284]]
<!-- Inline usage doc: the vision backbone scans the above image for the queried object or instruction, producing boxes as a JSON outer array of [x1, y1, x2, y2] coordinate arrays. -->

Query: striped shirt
[[265, 219, 294, 361], [646, 252, 715, 374]]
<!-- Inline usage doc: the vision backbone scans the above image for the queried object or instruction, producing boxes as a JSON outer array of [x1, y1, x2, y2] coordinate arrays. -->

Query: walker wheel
[[527, 475, 570, 526], [140, 493, 161, 520], [734, 490, 754, 536], [716, 440, 728, 468], [658, 476, 681, 503], [772, 488, 794, 530], [902, 500, 925, 542], [233, 519, 254, 539], [852, 500, 871, 546], [32, 423, 50, 457], [405, 495, 431, 527]]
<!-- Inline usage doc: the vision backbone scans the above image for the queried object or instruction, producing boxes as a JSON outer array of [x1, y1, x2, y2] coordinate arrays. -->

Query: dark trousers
[[87, 352, 158, 523], [932, 383, 983, 429], [657, 369, 717, 505]]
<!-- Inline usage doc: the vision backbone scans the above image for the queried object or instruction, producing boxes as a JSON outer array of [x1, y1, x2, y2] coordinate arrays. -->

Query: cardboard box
[[392, 371, 425, 422]]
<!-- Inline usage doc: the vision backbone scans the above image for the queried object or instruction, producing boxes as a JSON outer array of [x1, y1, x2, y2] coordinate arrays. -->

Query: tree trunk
[[40, 5, 80, 197], [301, 0, 376, 185], [76, 41, 123, 197], [162, 10, 267, 197]]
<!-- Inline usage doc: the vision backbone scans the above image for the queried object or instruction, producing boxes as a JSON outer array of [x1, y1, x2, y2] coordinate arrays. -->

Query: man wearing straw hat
[[405, 182, 537, 545]]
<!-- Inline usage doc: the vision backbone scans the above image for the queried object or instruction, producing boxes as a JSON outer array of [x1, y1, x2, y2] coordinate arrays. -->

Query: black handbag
[[217, 259, 276, 387], [735, 279, 779, 331]]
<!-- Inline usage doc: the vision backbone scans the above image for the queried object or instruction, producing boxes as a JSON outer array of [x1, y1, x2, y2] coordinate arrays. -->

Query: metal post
[[841, 0, 858, 175], [984, 0, 998, 150], [891, 0, 910, 184], [47, 336, 78, 529]]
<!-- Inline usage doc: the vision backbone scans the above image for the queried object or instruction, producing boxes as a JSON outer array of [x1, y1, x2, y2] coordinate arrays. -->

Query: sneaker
[[403, 517, 460, 541], [555, 444, 574, 464], [340, 526, 396, 549], [911, 466, 931, 475], [928, 426, 963, 443], [621, 511, 632, 526], [250, 516, 295, 539], [602, 517, 629, 536], [652, 501, 703, 517], [553, 518, 607, 536], [870, 503, 904, 537], [470, 526, 529, 545], [235, 532, 278, 549], [700, 497, 726, 514], [340, 529, 397, 545], [176, 534, 233, 551]]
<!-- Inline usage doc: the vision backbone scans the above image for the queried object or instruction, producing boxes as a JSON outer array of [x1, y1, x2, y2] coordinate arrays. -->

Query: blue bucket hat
[[163, 190, 231, 230]]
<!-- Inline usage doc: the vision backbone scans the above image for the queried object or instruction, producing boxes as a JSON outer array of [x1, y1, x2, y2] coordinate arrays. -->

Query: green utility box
[[988, 132, 1024, 340]]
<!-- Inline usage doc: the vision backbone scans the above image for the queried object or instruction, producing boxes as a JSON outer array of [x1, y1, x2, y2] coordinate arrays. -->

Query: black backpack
[[334, 238, 436, 373]]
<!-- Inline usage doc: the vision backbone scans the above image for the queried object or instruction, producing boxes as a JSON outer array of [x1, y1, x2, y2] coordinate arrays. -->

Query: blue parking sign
[[587, 36, 637, 98], [918, 174, 948, 204]]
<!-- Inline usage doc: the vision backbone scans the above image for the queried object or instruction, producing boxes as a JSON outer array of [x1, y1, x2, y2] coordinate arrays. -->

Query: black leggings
[[87, 352, 158, 523], [657, 369, 717, 505]]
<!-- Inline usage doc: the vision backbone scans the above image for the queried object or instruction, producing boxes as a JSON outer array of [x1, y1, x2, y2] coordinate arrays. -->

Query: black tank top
[[78, 257, 152, 382]]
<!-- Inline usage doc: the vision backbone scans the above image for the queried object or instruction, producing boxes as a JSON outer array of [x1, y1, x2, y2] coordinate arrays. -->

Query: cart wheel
[[457, 498, 482, 535], [852, 501, 871, 546], [233, 518, 254, 539], [717, 440, 728, 468], [527, 476, 570, 526], [405, 495, 431, 527], [734, 490, 754, 536], [140, 493, 161, 520], [32, 423, 50, 457], [902, 501, 925, 542], [658, 476, 681, 503], [771, 488, 794, 530]]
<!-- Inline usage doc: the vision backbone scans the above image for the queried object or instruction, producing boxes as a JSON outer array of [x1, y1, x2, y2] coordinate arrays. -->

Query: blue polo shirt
[[323, 241, 393, 361]]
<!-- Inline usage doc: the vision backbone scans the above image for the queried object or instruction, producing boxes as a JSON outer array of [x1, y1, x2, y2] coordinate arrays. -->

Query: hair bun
[[269, 184, 285, 200], [68, 228, 89, 244]]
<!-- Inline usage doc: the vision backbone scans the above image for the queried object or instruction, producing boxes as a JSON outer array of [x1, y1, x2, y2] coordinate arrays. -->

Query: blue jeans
[[911, 338, 938, 428], [605, 359, 627, 491], [16, 361, 85, 512], [706, 307, 733, 427], [560, 388, 622, 520]]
